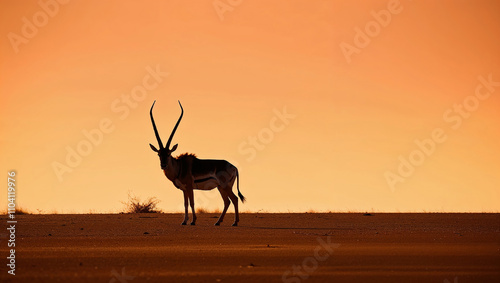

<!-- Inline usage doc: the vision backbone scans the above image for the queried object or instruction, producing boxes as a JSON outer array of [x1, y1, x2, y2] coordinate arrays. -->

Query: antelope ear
[[149, 144, 159, 152], [171, 144, 178, 152]]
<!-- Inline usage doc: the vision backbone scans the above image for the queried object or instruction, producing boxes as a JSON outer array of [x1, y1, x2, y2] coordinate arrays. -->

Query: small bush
[[122, 193, 162, 213], [1, 207, 31, 215], [196, 207, 221, 214], [195, 207, 208, 214], [15, 207, 31, 215]]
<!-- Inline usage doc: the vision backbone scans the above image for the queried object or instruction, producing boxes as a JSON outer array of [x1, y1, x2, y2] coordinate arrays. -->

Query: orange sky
[[1, 0, 499, 213]]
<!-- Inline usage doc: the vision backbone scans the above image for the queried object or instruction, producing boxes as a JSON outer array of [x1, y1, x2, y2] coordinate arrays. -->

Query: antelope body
[[149, 101, 245, 226]]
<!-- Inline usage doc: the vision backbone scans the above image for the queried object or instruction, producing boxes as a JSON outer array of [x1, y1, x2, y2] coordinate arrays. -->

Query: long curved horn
[[150, 100, 163, 149], [165, 100, 183, 150]]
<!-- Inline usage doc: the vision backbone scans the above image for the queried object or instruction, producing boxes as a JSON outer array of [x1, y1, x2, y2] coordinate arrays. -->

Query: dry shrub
[[196, 207, 208, 214], [15, 207, 31, 214], [196, 207, 222, 214], [122, 193, 162, 213], [1, 207, 31, 215]]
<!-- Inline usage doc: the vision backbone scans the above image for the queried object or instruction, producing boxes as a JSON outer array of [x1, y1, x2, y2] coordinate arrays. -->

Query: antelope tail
[[236, 169, 246, 203]]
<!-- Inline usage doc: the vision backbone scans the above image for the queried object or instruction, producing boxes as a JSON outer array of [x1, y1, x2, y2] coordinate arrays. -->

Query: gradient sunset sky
[[1, 0, 499, 213]]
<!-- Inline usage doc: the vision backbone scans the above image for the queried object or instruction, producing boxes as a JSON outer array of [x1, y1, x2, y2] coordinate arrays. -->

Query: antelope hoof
[[214, 222, 220, 226], [181, 222, 187, 225], [232, 222, 238, 227], [190, 222, 196, 226]]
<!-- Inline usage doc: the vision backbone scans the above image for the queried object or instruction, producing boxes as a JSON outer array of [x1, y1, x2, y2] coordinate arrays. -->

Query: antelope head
[[149, 100, 183, 169]]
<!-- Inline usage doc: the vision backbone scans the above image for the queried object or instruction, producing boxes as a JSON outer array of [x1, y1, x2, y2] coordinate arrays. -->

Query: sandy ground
[[0, 213, 499, 282]]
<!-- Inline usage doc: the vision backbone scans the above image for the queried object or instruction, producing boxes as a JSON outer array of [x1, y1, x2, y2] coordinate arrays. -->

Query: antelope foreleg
[[182, 191, 189, 225], [188, 189, 196, 225]]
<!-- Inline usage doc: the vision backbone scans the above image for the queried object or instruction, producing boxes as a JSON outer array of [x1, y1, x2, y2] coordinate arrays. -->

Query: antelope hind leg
[[215, 188, 230, 226], [228, 191, 239, 226]]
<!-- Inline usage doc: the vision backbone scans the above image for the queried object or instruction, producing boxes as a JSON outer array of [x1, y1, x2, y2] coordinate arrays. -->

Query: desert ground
[[1, 213, 499, 282]]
